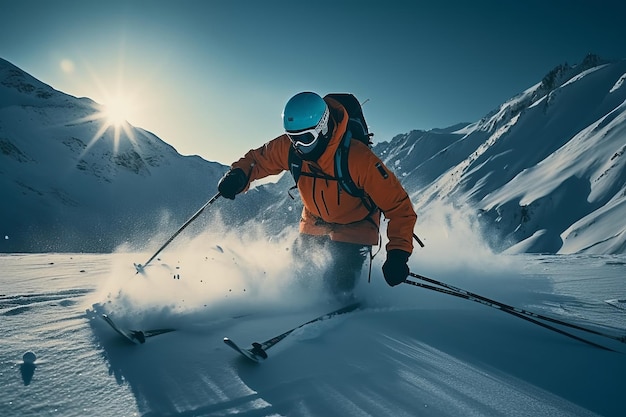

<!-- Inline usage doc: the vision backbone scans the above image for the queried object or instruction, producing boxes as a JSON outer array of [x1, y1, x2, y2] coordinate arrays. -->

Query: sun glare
[[103, 95, 133, 128], [70, 58, 151, 158], [81, 91, 140, 156]]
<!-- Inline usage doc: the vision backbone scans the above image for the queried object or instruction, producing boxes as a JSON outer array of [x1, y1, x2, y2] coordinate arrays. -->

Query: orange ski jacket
[[230, 97, 417, 254]]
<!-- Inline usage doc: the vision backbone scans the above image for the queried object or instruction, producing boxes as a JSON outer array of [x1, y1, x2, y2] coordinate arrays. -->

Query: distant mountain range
[[1, 54, 625, 254], [376, 53, 626, 254]]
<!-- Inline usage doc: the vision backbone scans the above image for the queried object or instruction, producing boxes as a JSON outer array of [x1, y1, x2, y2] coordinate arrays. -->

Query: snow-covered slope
[[2, 249, 625, 417], [0, 57, 229, 252], [377, 54, 626, 254]]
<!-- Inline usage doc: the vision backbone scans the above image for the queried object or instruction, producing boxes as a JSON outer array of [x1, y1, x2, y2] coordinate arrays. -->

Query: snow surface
[[2, 215, 625, 417]]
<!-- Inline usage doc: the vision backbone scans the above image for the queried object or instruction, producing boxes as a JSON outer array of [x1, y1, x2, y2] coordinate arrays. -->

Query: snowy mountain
[[0, 57, 275, 252], [1, 54, 625, 255], [375, 54, 626, 254]]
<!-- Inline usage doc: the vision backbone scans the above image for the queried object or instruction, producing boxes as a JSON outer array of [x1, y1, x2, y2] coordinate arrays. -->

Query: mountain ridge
[[1, 55, 625, 254]]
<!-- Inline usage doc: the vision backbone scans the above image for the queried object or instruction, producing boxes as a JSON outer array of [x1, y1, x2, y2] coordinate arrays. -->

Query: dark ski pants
[[292, 234, 369, 298]]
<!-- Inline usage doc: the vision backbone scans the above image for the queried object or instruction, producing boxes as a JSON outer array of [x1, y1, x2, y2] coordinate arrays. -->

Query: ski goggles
[[286, 107, 330, 154]]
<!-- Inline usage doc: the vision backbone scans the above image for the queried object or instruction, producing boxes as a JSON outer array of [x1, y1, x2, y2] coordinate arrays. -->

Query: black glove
[[382, 249, 410, 287], [217, 168, 247, 200]]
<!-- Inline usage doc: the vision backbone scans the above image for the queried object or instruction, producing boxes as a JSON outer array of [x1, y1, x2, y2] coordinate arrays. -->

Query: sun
[[79, 90, 140, 156], [67, 56, 157, 158], [101, 94, 134, 128]]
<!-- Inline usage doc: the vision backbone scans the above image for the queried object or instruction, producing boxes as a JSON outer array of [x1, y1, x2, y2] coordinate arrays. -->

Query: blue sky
[[1, 0, 625, 165]]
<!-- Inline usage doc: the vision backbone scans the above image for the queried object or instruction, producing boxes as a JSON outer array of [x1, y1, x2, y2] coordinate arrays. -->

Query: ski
[[408, 272, 626, 345], [405, 276, 621, 351], [101, 314, 176, 344], [224, 301, 361, 362]]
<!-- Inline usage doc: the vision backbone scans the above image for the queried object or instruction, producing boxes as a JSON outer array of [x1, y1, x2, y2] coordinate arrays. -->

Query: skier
[[217, 92, 417, 300]]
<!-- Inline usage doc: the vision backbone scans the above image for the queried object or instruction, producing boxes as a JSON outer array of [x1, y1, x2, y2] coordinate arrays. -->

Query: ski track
[[1, 253, 625, 417]]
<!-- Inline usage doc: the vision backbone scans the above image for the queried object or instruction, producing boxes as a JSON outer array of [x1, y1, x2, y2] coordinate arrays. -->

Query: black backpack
[[288, 93, 374, 198]]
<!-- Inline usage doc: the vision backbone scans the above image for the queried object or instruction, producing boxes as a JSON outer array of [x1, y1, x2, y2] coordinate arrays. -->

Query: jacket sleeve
[[230, 134, 293, 189], [349, 142, 417, 254]]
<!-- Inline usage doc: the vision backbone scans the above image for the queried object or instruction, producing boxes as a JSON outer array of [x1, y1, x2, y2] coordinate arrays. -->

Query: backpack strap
[[334, 131, 379, 220], [334, 130, 363, 198], [288, 146, 336, 184], [288, 146, 302, 185]]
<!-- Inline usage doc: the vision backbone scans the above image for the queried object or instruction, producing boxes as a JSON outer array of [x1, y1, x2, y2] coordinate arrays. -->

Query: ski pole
[[134, 192, 221, 273], [404, 275, 618, 352], [408, 271, 626, 345]]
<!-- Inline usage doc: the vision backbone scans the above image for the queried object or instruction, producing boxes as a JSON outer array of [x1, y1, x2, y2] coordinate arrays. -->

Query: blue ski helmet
[[282, 92, 331, 159]]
